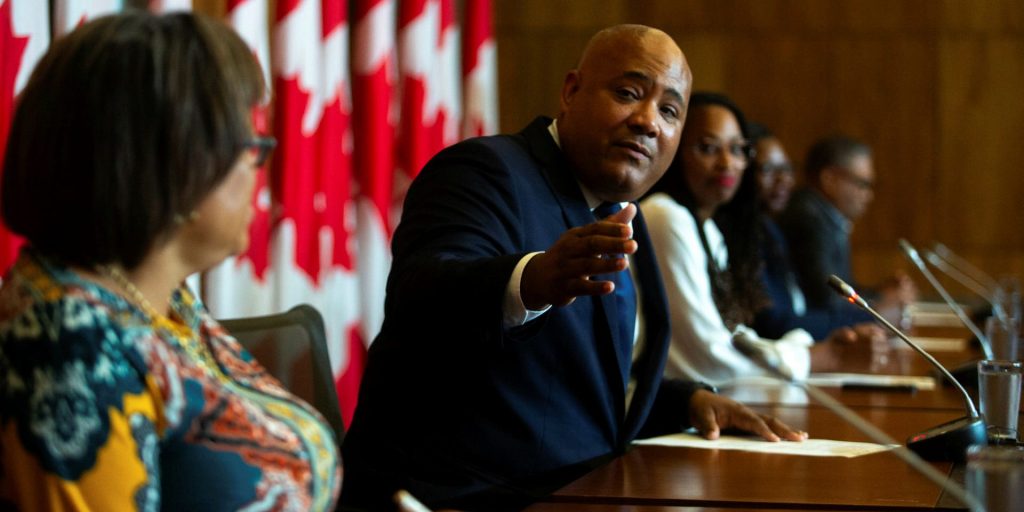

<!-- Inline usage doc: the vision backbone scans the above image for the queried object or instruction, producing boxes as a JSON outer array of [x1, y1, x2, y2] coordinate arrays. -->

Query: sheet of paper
[[634, 432, 896, 458], [908, 302, 967, 327], [720, 376, 810, 402], [903, 336, 967, 352], [910, 311, 964, 327], [807, 373, 936, 390]]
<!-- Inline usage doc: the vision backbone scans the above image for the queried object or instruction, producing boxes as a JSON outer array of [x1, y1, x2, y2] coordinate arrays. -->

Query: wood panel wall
[[184, 0, 1023, 294], [496, 0, 1024, 294]]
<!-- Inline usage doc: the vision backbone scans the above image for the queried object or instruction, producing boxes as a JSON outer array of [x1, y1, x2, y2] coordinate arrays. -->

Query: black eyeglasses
[[757, 162, 794, 177], [836, 171, 874, 191], [246, 136, 277, 167], [690, 137, 755, 162]]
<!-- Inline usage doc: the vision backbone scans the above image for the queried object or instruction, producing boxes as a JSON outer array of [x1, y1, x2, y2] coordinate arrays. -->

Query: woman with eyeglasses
[[0, 12, 339, 510], [641, 92, 859, 385]]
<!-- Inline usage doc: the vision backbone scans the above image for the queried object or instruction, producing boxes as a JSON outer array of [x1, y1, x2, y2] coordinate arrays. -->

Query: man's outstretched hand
[[521, 203, 637, 310]]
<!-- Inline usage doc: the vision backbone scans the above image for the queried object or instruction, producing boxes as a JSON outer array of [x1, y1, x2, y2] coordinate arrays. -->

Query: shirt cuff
[[503, 252, 551, 327]]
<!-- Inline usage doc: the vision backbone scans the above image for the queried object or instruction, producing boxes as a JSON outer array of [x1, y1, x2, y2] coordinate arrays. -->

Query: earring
[[173, 211, 200, 225]]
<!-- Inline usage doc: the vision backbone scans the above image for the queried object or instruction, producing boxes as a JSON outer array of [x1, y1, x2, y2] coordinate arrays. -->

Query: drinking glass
[[966, 444, 1024, 512], [977, 360, 1023, 445]]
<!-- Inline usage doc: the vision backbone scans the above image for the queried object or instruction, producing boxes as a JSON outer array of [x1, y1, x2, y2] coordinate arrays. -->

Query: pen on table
[[840, 382, 917, 393], [394, 489, 433, 512]]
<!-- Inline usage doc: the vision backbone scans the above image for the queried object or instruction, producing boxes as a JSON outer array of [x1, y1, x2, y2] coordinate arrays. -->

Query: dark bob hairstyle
[[1, 11, 265, 270]]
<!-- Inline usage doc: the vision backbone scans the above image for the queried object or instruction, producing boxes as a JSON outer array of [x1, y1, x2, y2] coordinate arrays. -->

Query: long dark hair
[[648, 91, 766, 329]]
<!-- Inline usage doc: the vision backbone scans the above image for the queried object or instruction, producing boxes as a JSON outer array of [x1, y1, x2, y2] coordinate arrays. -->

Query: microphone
[[827, 275, 986, 462], [925, 247, 1009, 325], [932, 242, 1000, 295], [899, 240, 994, 360], [733, 328, 981, 509], [924, 249, 995, 303]]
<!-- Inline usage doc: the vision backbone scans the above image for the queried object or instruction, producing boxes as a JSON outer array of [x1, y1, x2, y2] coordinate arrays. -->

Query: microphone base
[[906, 416, 987, 463]]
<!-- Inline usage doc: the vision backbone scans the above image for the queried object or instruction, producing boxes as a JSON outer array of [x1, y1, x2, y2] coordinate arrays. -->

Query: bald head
[[579, 25, 680, 68], [557, 25, 691, 202], [575, 26, 687, 101]]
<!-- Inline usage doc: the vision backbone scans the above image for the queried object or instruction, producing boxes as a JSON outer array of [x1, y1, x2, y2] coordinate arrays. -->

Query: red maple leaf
[[0, 0, 31, 272], [272, 74, 355, 282], [0, 0, 29, 162]]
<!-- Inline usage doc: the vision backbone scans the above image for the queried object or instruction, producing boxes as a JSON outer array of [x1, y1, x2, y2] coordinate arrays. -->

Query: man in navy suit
[[342, 25, 806, 511]]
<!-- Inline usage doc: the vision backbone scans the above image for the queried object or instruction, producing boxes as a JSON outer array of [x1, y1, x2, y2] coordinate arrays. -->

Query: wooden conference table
[[524, 324, 996, 511]]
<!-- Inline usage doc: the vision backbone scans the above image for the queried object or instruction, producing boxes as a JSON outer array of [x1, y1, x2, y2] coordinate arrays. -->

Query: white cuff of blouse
[[733, 325, 814, 381]]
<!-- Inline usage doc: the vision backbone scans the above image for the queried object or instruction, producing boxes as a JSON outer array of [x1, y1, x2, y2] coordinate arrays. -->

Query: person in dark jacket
[[341, 25, 806, 511]]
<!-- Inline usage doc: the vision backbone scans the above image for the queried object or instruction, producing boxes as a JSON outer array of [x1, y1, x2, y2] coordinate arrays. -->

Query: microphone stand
[[733, 332, 981, 510], [826, 275, 986, 463], [932, 242, 1000, 296], [925, 248, 1009, 325], [900, 240, 994, 360], [924, 250, 997, 305]]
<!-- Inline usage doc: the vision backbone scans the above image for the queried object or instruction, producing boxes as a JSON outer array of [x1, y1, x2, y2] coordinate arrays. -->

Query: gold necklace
[[96, 264, 194, 340], [98, 264, 221, 375], [98, 264, 165, 321]]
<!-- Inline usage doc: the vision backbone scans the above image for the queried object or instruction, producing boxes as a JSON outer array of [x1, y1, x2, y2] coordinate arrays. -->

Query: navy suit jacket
[[777, 188, 856, 311], [341, 118, 701, 510], [754, 216, 871, 340]]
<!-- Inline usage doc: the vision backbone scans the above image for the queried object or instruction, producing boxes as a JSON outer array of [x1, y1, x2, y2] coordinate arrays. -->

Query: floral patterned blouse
[[0, 249, 341, 511]]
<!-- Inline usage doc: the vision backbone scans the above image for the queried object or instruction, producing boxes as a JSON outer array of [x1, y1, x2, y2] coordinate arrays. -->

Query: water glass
[[966, 444, 1024, 512], [977, 360, 1023, 444]]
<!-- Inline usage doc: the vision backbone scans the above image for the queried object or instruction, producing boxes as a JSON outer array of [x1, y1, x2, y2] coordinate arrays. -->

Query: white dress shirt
[[641, 192, 812, 385]]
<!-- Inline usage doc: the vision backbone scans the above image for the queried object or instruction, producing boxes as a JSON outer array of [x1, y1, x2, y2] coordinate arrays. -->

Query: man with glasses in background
[[777, 135, 915, 317]]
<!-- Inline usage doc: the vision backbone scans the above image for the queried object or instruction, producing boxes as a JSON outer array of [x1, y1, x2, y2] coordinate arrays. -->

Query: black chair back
[[218, 304, 345, 444]]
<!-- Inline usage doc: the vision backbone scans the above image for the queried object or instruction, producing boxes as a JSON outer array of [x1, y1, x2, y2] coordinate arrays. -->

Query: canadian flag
[[437, 0, 460, 146], [395, 0, 460, 204], [53, 0, 122, 37], [225, 0, 272, 93], [271, 0, 362, 424], [351, 0, 394, 371], [0, 0, 48, 273], [462, 0, 498, 137]]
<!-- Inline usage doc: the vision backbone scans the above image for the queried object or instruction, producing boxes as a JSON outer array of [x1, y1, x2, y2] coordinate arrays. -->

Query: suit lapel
[[622, 206, 671, 440], [519, 117, 631, 400], [520, 117, 673, 442], [519, 117, 593, 227]]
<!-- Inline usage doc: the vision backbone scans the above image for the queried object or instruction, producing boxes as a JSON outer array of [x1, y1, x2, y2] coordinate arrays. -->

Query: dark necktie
[[594, 202, 637, 382]]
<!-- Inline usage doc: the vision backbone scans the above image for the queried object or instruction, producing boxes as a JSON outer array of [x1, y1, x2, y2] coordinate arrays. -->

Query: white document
[[903, 336, 967, 352], [634, 432, 896, 458], [907, 301, 967, 327]]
